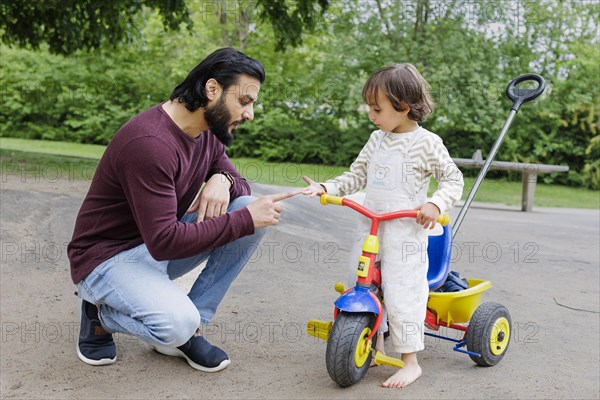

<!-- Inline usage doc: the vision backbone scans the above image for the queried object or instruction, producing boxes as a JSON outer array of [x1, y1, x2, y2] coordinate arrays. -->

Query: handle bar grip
[[437, 213, 450, 226], [417, 210, 450, 226], [506, 73, 546, 112], [319, 193, 343, 206]]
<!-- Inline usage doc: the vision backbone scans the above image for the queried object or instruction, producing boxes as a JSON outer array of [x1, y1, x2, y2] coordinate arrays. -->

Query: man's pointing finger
[[268, 189, 303, 202]]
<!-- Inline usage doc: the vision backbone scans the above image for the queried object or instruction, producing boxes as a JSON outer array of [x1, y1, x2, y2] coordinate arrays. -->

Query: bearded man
[[68, 48, 297, 372]]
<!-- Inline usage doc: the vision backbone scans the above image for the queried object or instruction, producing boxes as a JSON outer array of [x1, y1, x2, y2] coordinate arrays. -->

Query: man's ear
[[205, 78, 221, 101]]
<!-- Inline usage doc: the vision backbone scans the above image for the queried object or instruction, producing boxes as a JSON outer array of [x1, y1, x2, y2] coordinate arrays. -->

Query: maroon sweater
[[68, 104, 254, 283]]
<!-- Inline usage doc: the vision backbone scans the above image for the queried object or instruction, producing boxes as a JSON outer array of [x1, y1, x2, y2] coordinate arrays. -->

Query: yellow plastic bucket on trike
[[427, 279, 492, 325]]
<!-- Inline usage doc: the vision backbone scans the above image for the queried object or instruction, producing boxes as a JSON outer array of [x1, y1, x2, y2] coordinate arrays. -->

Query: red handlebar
[[320, 194, 450, 226]]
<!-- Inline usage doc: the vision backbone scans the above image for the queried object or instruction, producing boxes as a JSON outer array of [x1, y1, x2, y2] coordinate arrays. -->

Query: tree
[[0, 0, 330, 55], [1, 0, 597, 188]]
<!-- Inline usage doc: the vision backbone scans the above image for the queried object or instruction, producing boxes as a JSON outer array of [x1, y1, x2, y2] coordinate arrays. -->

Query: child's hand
[[415, 202, 440, 229], [301, 176, 326, 198]]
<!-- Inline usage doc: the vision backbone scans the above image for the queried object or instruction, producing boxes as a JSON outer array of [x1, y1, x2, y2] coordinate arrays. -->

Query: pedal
[[307, 320, 332, 341], [373, 351, 405, 369]]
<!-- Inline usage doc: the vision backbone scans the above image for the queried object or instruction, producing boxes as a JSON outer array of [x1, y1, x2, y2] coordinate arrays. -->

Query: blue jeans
[[76, 196, 265, 348]]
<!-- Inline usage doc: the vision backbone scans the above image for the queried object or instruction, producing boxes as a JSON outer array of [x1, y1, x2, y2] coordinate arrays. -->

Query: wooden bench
[[452, 150, 569, 212]]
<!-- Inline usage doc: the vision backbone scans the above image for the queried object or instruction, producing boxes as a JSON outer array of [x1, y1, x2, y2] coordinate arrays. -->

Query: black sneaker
[[155, 336, 230, 372], [77, 299, 117, 366]]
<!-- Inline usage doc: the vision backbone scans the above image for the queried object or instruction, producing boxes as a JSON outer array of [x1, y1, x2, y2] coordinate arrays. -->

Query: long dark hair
[[170, 48, 265, 112]]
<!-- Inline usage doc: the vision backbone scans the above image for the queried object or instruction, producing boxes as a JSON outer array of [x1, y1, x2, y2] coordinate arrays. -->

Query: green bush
[[0, 45, 170, 144], [1, 1, 598, 189], [229, 108, 366, 165]]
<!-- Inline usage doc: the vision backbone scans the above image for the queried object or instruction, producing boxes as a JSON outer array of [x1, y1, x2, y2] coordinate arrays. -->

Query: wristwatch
[[219, 171, 234, 187]]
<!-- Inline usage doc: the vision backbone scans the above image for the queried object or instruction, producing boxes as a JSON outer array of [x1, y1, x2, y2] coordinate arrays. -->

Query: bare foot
[[370, 332, 385, 367], [381, 353, 422, 388]]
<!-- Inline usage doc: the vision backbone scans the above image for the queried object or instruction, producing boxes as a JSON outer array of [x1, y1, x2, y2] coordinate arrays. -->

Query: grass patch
[[432, 178, 598, 209], [0, 137, 105, 160], [0, 149, 99, 182], [1, 139, 597, 209], [230, 158, 346, 187]]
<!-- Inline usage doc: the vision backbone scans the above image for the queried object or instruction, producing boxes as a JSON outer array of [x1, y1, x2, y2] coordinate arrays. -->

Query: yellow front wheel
[[354, 327, 372, 367], [466, 302, 512, 366], [326, 312, 376, 387]]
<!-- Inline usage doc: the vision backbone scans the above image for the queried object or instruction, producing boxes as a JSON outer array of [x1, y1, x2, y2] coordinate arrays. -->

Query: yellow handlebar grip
[[437, 214, 450, 226], [320, 194, 343, 206], [417, 210, 451, 226]]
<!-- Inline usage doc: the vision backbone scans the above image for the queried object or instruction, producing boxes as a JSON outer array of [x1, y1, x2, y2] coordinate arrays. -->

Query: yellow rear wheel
[[490, 317, 510, 356], [466, 302, 512, 366]]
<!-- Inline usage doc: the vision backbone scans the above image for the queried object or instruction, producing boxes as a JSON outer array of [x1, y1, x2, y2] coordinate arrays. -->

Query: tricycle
[[306, 73, 546, 387]]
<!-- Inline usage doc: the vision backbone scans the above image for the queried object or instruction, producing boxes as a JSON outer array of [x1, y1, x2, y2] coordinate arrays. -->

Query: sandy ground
[[1, 175, 599, 399]]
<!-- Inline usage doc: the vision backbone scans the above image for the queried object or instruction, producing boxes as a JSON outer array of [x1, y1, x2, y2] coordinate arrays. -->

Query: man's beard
[[204, 95, 236, 146]]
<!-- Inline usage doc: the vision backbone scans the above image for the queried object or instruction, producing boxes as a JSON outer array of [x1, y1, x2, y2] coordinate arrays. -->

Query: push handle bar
[[453, 73, 546, 236], [319, 194, 450, 226], [506, 73, 546, 112]]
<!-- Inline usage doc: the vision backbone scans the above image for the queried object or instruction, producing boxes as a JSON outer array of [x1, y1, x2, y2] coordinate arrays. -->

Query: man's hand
[[301, 176, 326, 198], [187, 174, 232, 222], [246, 190, 302, 229], [415, 202, 440, 230]]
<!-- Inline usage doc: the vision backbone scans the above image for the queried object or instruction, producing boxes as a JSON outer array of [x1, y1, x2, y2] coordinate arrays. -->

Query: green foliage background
[[1, 0, 598, 188]]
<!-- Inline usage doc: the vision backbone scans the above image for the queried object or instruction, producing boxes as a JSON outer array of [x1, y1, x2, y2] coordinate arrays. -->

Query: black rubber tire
[[466, 302, 512, 367], [326, 312, 376, 387]]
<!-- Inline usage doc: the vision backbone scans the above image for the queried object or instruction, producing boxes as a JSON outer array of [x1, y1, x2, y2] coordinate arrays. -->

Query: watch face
[[220, 172, 234, 186]]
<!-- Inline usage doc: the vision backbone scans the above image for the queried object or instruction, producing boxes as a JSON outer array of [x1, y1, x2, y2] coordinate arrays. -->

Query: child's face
[[366, 89, 411, 133]]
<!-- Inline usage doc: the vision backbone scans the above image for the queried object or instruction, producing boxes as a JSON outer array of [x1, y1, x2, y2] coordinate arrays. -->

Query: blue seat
[[427, 225, 453, 290]]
